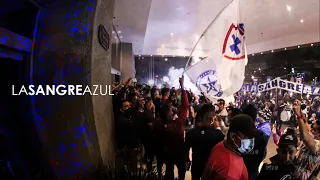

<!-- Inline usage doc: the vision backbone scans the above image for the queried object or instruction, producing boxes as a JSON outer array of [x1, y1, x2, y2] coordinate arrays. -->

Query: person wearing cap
[[256, 133, 299, 180], [202, 114, 259, 180], [185, 104, 225, 180], [242, 105, 269, 180]]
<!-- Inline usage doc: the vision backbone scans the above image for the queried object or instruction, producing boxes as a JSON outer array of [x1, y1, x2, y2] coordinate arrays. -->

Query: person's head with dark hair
[[144, 88, 151, 97], [161, 88, 170, 99], [199, 96, 206, 103], [195, 104, 216, 126], [159, 104, 173, 124], [227, 108, 242, 124], [226, 114, 259, 155], [135, 83, 142, 91], [128, 86, 135, 92], [138, 97, 145, 109], [151, 87, 159, 99], [217, 99, 225, 111], [313, 120, 320, 133], [145, 98, 154, 112], [242, 104, 258, 121], [284, 127, 298, 136], [127, 92, 138, 103], [120, 100, 130, 113]]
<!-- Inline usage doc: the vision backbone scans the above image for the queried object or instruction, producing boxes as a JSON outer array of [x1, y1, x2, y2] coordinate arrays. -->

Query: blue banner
[[240, 78, 320, 95]]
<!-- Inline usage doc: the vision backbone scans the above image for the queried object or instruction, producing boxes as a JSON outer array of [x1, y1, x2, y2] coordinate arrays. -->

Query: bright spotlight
[[148, 79, 155, 85], [163, 76, 169, 82]]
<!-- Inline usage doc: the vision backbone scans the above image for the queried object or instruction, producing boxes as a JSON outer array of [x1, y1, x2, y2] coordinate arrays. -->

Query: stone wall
[[31, 0, 115, 178]]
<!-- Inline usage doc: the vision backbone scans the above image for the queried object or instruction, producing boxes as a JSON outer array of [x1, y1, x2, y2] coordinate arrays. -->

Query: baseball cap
[[228, 114, 260, 138], [278, 134, 298, 147]]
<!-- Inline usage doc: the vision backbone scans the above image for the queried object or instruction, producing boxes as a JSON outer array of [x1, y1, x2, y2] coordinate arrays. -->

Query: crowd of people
[[112, 77, 320, 180]]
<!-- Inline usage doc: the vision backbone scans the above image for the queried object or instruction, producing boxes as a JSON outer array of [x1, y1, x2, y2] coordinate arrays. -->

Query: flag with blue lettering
[[185, 0, 247, 99]]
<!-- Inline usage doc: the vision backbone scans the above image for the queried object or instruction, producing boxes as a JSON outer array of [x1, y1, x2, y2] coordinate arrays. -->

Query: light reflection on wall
[[111, 25, 121, 71]]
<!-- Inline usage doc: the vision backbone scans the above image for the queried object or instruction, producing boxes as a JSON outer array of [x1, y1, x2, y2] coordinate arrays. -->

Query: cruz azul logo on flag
[[196, 70, 223, 97], [222, 23, 246, 60]]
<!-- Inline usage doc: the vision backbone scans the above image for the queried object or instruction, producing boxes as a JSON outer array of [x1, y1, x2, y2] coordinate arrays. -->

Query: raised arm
[[294, 100, 317, 154], [176, 76, 189, 124]]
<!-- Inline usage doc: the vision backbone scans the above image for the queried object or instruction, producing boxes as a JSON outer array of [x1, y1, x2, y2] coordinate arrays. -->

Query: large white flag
[[185, 0, 247, 100]]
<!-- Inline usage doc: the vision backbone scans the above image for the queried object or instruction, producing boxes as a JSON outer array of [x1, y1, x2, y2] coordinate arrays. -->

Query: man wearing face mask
[[256, 134, 299, 180], [202, 114, 260, 180]]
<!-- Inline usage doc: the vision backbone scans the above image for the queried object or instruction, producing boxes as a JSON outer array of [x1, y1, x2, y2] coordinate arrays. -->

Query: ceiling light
[[271, 50, 274, 52], [311, 44, 314, 46], [120, 36, 123, 39], [259, 68, 261, 71], [139, 55, 141, 57], [298, 46, 300, 48], [118, 31, 121, 34], [284, 48, 287, 50], [165, 58, 168, 61], [286, 5, 291, 12], [252, 54, 254, 56], [170, 33, 174, 36], [183, 56, 186, 57], [151, 55, 153, 56], [300, 19, 304, 23], [261, 52, 263, 54]]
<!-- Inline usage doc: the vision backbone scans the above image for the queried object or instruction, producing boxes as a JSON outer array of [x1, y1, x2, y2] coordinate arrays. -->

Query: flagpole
[[170, 0, 236, 83]]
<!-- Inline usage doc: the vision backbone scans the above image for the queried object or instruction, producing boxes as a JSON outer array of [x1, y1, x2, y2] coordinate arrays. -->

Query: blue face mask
[[236, 135, 255, 154]]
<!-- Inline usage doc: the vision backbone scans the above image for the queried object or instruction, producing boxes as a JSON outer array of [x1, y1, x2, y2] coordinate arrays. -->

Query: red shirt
[[202, 141, 248, 180], [154, 90, 189, 158]]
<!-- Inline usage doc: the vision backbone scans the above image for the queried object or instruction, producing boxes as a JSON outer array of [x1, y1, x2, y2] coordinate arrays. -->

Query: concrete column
[[31, 0, 115, 178], [111, 42, 121, 71], [120, 43, 136, 80]]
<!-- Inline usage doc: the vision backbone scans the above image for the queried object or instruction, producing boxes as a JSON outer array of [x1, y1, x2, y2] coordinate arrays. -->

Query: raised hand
[[179, 75, 184, 87]]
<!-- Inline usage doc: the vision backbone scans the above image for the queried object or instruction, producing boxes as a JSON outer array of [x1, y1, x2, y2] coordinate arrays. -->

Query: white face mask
[[235, 135, 255, 154]]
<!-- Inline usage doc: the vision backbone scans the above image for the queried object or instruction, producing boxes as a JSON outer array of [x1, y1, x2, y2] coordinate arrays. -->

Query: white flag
[[185, 0, 247, 99]]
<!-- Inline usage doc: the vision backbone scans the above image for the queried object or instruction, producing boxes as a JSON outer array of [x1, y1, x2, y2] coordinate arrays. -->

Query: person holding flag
[[185, 0, 247, 102]]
